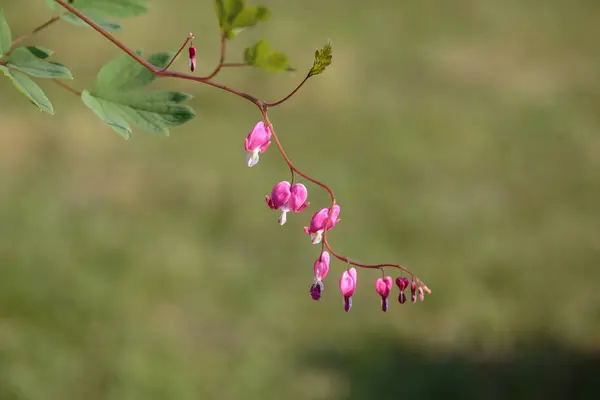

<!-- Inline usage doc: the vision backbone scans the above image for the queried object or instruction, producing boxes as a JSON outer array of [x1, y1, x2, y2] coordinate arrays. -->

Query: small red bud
[[188, 45, 197, 72]]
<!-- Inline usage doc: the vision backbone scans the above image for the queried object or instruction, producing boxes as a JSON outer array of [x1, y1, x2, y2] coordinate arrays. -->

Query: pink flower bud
[[188, 45, 197, 72], [339, 268, 357, 312], [410, 280, 417, 303], [303, 205, 341, 244], [375, 276, 393, 312], [265, 181, 309, 225], [418, 286, 425, 302], [244, 122, 272, 167], [309, 251, 330, 301]]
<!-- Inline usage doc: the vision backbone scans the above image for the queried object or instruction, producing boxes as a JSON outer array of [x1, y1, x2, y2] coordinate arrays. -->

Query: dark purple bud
[[344, 296, 352, 312], [398, 292, 406, 304], [381, 296, 389, 312], [310, 283, 322, 301]]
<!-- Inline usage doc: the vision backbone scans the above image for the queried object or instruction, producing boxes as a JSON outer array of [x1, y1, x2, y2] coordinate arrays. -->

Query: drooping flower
[[304, 205, 341, 244], [244, 122, 272, 167], [310, 251, 330, 301], [395, 277, 409, 304], [339, 267, 357, 312], [265, 181, 309, 225], [410, 280, 417, 303], [188, 45, 197, 72], [375, 276, 393, 312]]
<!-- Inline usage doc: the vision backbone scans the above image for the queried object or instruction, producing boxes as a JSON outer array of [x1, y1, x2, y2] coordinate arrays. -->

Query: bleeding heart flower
[[339, 268, 357, 312], [265, 181, 309, 225], [310, 251, 330, 300], [304, 205, 341, 244], [244, 122, 272, 167], [395, 277, 409, 304], [375, 276, 393, 312]]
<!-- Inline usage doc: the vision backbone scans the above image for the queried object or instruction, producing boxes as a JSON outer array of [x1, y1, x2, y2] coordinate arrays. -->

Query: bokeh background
[[1, 0, 599, 399]]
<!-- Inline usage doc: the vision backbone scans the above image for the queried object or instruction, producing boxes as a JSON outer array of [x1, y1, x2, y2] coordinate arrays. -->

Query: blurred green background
[[1, 0, 599, 399]]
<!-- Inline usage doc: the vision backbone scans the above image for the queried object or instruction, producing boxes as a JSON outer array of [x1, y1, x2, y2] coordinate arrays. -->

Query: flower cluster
[[245, 121, 431, 312]]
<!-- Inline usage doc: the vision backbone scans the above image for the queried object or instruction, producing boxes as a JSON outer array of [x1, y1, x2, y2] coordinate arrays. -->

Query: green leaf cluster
[[81, 52, 196, 139], [243, 40, 290, 73], [214, 0, 270, 39], [1, 10, 73, 114], [308, 40, 332, 77], [46, 0, 149, 32]]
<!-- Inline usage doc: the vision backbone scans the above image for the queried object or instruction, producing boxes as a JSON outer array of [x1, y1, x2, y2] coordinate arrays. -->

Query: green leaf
[[229, 6, 269, 38], [82, 52, 196, 138], [214, 0, 244, 29], [62, 13, 121, 32], [215, 0, 269, 39], [0, 9, 12, 56], [5, 47, 73, 79], [244, 40, 290, 73], [81, 90, 132, 138], [1, 65, 54, 114], [25, 46, 54, 60], [308, 40, 332, 77], [46, 0, 147, 18], [94, 52, 170, 94]]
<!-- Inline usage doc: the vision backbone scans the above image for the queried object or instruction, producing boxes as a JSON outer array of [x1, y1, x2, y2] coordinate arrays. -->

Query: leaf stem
[[199, 34, 227, 80], [264, 74, 310, 107], [221, 62, 249, 68], [159, 33, 195, 72], [8, 15, 62, 52], [53, 78, 81, 95]]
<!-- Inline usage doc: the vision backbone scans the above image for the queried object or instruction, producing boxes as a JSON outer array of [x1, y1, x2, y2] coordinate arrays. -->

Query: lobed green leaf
[[93, 51, 170, 94], [0, 8, 12, 56], [215, 0, 269, 39], [214, 0, 244, 28], [82, 51, 196, 138], [308, 40, 332, 77], [1, 65, 54, 114], [244, 40, 290, 73], [5, 47, 73, 79]]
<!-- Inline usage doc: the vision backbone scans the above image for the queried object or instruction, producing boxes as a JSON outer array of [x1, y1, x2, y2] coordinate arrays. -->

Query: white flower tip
[[278, 211, 288, 225], [246, 151, 259, 168], [310, 231, 323, 244]]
